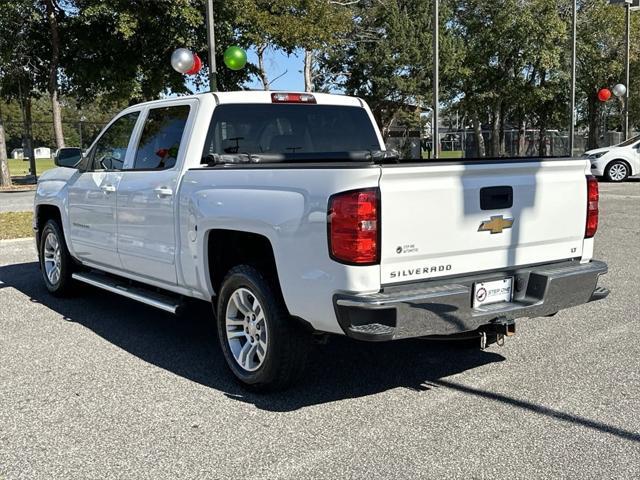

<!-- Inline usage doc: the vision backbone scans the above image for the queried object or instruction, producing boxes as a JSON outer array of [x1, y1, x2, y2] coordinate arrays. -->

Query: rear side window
[[202, 104, 380, 157], [131, 105, 190, 170]]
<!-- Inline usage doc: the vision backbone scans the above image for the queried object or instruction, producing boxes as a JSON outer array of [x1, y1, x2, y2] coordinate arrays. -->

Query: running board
[[72, 272, 183, 314]]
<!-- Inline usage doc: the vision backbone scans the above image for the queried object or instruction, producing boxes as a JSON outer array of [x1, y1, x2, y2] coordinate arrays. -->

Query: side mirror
[[54, 147, 83, 168]]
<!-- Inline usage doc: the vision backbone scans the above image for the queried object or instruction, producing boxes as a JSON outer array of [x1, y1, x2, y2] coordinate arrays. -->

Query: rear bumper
[[333, 260, 609, 341]]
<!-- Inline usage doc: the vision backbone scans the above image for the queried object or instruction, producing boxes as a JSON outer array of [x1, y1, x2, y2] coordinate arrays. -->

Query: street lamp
[[609, 0, 638, 140], [433, 0, 439, 159], [570, 0, 577, 156]]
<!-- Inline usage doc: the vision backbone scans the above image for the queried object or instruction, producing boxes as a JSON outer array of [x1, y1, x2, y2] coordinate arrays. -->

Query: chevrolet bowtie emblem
[[478, 215, 514, 234]]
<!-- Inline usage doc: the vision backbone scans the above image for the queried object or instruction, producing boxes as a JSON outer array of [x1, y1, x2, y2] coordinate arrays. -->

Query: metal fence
[[388, 128, 638, 160]]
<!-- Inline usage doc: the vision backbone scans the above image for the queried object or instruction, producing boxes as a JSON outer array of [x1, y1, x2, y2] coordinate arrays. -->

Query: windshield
[[615, 134, 640, 148], [202, 104, 381, 158]]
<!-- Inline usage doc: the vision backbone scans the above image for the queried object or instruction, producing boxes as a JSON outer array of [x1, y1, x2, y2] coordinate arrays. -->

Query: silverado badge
[[478, 215, 514, 234]]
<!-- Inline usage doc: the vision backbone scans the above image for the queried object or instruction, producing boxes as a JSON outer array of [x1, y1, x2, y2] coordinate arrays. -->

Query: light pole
[[432, 0, 439, 159], [610, 0, 637, 140], [569, 0, 577, 156], [624, 1, 630, 139], [205, 0, 218, 92]]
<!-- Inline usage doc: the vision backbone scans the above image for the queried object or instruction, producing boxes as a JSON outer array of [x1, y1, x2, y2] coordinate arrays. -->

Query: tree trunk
[[304, 49, 314, 92], [490, 101, 501, 157], [0, 103, 11, 188], [499, 103, 506, 156], [587, 92, 600, 150], [517, 119, 526, 156], [473, 116, 485, 158], [538, 116, 547, 157], [22, 96, 36, 178], [45, 0, 65, 148], [257, 45, 270, 91]]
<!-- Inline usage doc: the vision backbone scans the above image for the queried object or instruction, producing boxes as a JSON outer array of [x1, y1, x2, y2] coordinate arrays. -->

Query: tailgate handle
[[480, 186, 513, 210]]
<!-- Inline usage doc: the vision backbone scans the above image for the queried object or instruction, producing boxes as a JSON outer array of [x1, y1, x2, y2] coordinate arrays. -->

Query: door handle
[[154, 186, 173, 197], [101, 184, 116, 193]]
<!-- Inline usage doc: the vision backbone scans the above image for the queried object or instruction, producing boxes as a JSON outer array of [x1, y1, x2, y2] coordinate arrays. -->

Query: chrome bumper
[[334, 260, 609, 341]]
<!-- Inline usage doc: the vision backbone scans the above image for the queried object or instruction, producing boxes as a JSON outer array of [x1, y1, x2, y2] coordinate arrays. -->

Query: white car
[[586, 134, 640, 182], [34, 91, 609, 390]]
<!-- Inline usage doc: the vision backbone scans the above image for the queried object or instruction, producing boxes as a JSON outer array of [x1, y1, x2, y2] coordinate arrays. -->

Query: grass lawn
[[421, 150, 464, 160], [7, 158, 56, 177], [0, 212, 33, 240]]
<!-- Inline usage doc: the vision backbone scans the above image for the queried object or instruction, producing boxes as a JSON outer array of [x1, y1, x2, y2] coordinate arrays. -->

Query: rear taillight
[[585, 175, 599, 238], [271, 92, 316, 104], [328, 188, 379, 265]]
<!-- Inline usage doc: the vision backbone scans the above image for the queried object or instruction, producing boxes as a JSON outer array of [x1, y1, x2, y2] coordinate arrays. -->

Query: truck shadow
[[1, 261, 505, 412]]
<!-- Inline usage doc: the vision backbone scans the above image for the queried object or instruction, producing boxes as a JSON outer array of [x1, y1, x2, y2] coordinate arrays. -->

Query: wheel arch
[[206, 229, 285, 304], [35, 204, 64, 251]]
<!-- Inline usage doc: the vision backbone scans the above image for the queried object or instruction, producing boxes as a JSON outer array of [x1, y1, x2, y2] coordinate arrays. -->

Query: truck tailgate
[[379, 159, 589, 285]]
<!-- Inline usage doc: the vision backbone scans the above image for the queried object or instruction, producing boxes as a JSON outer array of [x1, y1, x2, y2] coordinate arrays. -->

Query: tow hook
[[479, 317, 516, 350]]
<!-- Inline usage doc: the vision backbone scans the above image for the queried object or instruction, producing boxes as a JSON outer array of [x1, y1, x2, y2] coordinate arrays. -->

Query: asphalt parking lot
[[1, 180, 639, 479], [0, 191, 34, 213]]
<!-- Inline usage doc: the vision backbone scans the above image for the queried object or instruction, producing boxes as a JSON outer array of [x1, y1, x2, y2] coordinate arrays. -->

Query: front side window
[[91, 112, 139, 170], [202, 104, 381, 159], [131, 105, 190, 170]]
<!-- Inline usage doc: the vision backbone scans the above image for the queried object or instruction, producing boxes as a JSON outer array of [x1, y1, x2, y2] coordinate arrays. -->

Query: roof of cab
[[132, 90, 364, 109]]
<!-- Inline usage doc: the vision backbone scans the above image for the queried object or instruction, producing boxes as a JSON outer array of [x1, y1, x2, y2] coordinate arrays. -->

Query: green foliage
[[233, 0, 351, 52], [65, 0, 251, 103], [317, 0, 455, 133], [577, 0, 639, 146], [0, 0, 637, 155], [0, 0, 47, 100]]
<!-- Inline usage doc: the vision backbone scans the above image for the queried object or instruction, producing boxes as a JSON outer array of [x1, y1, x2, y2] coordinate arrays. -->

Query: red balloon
[[185, 54, 202, 75], [598, 88, 612, 102]]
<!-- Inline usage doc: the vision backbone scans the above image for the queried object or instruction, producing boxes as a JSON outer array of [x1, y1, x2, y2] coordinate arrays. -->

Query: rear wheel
[[216, 265, 310, 391], [39, 219, 74, 296], [605, 160, 629, 182]]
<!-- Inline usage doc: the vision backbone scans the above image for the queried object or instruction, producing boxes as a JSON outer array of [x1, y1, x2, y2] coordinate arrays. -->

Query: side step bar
[[72, 272, 183, 314]]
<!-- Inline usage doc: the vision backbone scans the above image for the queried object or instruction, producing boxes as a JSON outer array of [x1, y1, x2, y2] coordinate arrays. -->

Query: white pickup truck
[[34, 91, 609, 390]]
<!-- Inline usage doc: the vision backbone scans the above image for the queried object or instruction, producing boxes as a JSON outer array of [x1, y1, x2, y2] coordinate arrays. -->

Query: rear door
[[67, 111, 140, 267], [378, 159, 589, 285], [116, 102, 193, 284]]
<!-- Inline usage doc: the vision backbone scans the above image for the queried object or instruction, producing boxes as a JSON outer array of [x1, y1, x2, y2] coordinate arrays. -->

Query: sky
[[188, 48, 307, 94], [244, 48, 305, 91]]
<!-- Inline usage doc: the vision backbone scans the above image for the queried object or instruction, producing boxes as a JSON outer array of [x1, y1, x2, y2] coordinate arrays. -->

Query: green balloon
[[223, 46, 247, 71]]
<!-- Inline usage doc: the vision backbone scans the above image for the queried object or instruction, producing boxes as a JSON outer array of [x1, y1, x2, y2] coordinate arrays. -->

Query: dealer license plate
[[473, 277, 513, 308]]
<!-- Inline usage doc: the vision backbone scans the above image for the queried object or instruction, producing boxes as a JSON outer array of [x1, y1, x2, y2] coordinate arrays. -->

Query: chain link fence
[[387, 128, 638, 160]]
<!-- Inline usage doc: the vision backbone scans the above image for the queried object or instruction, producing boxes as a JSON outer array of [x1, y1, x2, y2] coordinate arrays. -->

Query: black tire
[[216, 265, 310, 391], [605, 160, 629, 182], [39, 219, 74, 296]]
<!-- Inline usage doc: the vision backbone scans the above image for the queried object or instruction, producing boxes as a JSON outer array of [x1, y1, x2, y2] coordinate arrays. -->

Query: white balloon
[[613, 83, 627, 98], [171, 48, 195, 74]]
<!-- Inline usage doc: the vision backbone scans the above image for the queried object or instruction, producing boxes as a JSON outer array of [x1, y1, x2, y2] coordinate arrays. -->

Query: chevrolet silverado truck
[[34, 91, 609, 390]]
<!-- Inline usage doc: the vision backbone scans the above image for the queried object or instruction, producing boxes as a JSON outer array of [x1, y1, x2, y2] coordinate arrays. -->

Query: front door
[[67, 112, 140, 267], [117, 104, 191, 284]]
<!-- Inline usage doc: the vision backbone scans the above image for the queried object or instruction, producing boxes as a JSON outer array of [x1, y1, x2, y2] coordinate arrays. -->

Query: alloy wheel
[[43, 232, 62, 286], [609, 163, 627, 181], [225, 287, 268, 372]]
